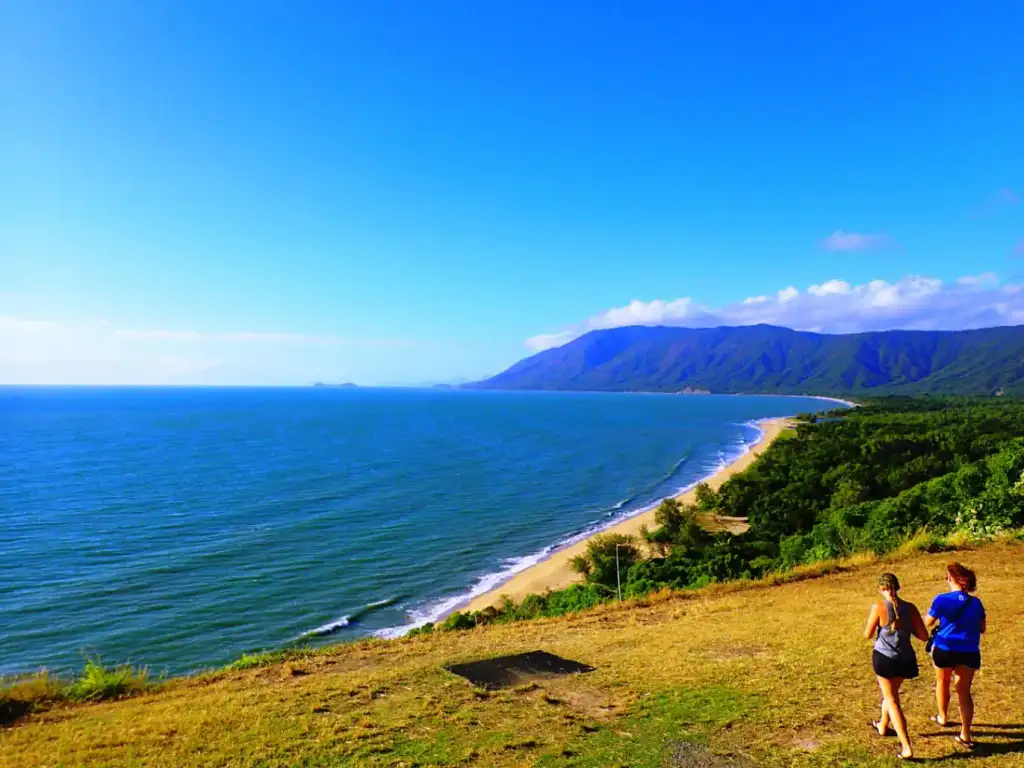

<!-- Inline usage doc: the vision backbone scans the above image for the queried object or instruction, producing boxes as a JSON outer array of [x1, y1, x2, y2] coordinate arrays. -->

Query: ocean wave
[[303, 616, 351, 637], [300, 596, 403, 639]]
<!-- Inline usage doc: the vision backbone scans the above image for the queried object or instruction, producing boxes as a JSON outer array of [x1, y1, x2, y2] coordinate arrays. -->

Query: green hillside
[[472, 324, 1024, 395]]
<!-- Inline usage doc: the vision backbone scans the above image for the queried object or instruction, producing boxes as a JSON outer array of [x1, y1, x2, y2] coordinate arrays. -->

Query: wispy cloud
[[0, 316, 58, 333], [114, 328, 342, 344], [0, 320, 418, 349], [819, 230, 892, 252], [524, 273, 1024, 352]]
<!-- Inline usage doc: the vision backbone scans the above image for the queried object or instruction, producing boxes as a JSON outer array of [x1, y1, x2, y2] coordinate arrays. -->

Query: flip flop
[[953, 735, 976, 750], [929, 715, 949, 727]]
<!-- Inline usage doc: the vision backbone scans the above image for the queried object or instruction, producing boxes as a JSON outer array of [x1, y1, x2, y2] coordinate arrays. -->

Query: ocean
[[0, 387, 832, 677]]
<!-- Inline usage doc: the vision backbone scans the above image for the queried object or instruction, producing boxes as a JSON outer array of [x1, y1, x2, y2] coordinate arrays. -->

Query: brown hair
[[878, 572, 901, 593], [877, 573, 902, 631], [947, 562, 977, 592]]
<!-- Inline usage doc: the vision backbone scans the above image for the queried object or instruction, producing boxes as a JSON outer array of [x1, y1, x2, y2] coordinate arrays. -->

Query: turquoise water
[[0, 387, 831, 676]]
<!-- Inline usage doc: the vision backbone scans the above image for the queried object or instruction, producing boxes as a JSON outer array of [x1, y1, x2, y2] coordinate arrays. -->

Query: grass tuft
[[66, 659, 149, 703], [2, 660, 150, 725], [226, 647, 314, 671]]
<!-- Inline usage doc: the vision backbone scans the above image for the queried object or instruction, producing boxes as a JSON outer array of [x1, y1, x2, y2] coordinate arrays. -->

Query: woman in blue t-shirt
[[926, 562, 986, 750]]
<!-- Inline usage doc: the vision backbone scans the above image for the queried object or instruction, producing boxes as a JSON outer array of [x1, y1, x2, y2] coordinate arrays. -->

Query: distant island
[[468, 324, 1024, 396], [312, 382, 359, 389]]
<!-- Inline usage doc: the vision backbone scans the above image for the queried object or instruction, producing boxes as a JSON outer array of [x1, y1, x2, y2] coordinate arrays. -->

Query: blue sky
[[2, 1, 1023, 384]]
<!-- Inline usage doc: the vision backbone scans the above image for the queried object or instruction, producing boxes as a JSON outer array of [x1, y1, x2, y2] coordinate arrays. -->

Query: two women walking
[[863, 562, 986, 759]]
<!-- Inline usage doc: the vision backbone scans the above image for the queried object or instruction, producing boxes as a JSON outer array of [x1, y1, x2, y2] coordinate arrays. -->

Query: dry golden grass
[[3, 540, 1023, 767]]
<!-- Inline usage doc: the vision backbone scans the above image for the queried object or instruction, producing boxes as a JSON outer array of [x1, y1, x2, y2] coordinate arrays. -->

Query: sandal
[[953, 735, 976, 750], [929, 715, 949, 727]]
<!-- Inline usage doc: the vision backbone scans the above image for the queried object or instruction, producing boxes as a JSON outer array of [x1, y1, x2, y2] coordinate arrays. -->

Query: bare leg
[[877, 698, 891, 735], [954, 666, 976, 745], [878, 676, 912, 758], [935, 666, 953, 725]]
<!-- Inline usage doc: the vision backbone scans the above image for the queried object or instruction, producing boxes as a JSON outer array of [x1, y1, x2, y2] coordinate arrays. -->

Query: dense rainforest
[[424, 397, 1024, 632]]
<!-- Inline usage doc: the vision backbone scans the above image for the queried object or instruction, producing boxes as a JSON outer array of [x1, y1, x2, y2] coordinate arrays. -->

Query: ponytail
[[877, 572, 902, 632]]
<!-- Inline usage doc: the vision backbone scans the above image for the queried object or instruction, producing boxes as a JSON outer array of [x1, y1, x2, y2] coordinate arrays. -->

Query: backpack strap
[[947, 594, 973, 624]]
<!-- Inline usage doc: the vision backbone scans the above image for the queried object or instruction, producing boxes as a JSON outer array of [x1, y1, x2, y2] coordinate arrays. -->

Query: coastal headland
[[464, 416, 793, 612]]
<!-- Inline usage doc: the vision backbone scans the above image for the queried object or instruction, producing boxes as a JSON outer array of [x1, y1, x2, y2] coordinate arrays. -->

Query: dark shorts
[[873, 650, 919, 680], [932, 648, 981, 670]]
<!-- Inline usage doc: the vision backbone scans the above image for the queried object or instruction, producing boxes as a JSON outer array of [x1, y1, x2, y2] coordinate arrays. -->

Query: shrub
[[66, 659, 149, 702], [441, 611, 475, 631], [228, 651, 289, 671], [406, 622, 435, 638]]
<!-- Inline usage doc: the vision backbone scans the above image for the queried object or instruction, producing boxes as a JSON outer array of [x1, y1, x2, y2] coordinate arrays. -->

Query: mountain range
[[470, 324, 1024, 396]]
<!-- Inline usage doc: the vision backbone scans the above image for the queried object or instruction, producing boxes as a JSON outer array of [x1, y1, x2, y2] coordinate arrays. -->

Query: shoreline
[[459, 416, 794, 614]]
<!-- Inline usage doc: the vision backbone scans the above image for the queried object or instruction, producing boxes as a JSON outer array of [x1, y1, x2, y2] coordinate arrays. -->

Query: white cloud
[[525, 273, 1024, 352], [820, 231, 892, 252], [956, 272, 998, 287], [777, 286, 799, 302], [808, 280, 852, 296]]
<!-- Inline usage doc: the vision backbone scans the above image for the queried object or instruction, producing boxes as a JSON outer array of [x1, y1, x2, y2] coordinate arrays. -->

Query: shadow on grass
[[921, 731, 1024, 761], [0, 699, 31, 728], [944, 742, 1024, 760]]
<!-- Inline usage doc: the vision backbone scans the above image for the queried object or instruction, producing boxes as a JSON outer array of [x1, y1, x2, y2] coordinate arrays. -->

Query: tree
[[572, 533, 640, 590], [694, 482, 717, 511], [653, 498, 707, 547]]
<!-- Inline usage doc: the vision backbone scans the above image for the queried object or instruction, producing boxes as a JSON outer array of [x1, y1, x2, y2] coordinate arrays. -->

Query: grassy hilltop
[[2, 540, 1023, 767], [4, 397, 1024, 767]]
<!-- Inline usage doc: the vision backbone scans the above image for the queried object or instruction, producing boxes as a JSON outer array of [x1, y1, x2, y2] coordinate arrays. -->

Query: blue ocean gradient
[[1, 387, 832, 676]]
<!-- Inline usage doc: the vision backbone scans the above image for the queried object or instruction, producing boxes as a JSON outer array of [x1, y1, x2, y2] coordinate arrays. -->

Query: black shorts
[[932, 648, 981, 670], [873, 651, 919, 680]]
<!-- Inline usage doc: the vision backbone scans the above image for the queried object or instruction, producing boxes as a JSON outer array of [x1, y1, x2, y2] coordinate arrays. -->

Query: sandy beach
[[464, 416, 794, 612]]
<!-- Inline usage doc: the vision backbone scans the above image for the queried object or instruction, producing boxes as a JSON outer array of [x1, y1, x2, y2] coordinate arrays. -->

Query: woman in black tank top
[[864, 573, 928, 760]]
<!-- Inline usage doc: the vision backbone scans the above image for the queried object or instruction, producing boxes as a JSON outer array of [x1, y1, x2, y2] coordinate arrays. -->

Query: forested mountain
[[471, 324, 1024, 396]]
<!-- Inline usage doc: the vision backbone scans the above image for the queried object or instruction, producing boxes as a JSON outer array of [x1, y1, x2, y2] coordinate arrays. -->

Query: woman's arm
[[864, 602, 880, 640], [910, 604, 929, 642]]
